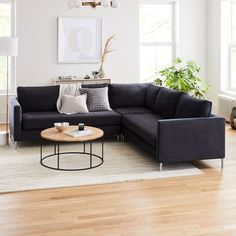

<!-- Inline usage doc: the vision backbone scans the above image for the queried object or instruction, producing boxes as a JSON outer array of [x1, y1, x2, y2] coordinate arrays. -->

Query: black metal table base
[[40, 140, 104, 171]]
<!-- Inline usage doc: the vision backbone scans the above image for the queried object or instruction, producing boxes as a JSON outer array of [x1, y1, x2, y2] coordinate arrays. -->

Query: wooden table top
[[40, 126, 104, 142]]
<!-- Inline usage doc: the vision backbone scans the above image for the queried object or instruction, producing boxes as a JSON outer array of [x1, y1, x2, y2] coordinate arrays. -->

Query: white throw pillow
[[60, 93, 89, 114]]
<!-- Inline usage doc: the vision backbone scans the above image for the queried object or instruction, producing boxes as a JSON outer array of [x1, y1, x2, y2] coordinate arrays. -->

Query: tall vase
[[98, 64, 105, 78], [230, 107, 236, 129]]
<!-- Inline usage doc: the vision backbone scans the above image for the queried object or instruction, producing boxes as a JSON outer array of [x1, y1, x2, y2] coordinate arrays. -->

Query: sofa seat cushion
[[123, 113, 164, 147], [114, 107, 152, 115], [22, 111, 121, 130], [175, 93, 212, 118]]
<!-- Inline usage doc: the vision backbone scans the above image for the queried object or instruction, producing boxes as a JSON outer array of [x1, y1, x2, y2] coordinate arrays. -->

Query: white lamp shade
[[0, 37, 18, 56], [101, 0, 109, 7], [111, 0, 119, 8]]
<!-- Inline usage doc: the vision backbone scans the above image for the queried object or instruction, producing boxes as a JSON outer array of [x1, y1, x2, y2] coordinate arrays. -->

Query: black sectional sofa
[[10, 83, 225, 169]]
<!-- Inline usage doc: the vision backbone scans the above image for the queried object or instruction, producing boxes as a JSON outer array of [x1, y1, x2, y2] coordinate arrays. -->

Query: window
[[221, 0, 236, 92], [0, 0, 15, 94], [139, 1, 176, 82]]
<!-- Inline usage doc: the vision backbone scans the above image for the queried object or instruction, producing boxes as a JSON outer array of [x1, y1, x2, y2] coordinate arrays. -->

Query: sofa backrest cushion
[[108, 83, 148, 108], [17, 86, 60, 112], [154, 87, 183, 118], [175, 93, 212, 118], [82, 83, 108, 88], [145, 84, 161, 111]]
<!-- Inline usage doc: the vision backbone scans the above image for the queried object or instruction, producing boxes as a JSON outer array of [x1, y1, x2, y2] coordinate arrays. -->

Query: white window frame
[[229, 1, 236, 91], [0, 0, 16, 95], [221, 0, 236, 93], [139, 0, 177, 82]]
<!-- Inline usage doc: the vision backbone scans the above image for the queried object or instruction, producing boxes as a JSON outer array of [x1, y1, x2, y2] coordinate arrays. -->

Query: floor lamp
[[0, 37, 18, 145]]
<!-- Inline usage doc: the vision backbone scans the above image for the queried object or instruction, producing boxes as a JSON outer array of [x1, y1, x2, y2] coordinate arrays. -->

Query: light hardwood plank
[[0, 124, 235, 236]]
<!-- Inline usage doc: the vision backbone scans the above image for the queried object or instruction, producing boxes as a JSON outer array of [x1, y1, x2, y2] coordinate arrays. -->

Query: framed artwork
[[58, 17, 102, 63]]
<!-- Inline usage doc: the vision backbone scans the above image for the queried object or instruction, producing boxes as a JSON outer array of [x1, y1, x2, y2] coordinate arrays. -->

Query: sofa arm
[[157, 116, 225, 163], [10, 97, 22, 141]]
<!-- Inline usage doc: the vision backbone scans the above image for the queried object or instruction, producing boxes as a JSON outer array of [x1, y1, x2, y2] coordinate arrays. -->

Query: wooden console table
[[53, 78, 111, 85]]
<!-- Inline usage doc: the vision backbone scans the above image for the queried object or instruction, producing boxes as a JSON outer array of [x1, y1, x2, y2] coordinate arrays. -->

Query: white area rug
[[0, 141, 203, 193]]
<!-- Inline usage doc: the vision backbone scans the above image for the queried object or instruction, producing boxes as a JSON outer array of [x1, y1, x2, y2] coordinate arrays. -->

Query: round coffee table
[[40, 126, 104, 171]]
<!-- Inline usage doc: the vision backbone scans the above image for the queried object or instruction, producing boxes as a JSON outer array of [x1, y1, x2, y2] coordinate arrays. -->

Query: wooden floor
[[0, 125, 235, 236], [0, 123, 6, 131]]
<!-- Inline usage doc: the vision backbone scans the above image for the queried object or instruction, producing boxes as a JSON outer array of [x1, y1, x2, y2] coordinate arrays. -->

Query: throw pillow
[[60, 93, 89, 114], [80, 87, 111, 112]]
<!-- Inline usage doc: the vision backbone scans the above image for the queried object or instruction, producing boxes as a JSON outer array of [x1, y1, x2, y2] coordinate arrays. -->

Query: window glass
[[140, 4, 172, 43], [231, 48, 236, 89], [140, 3, 174, 82], [232, 3, 236, 43], [140, 45, 172, 82]]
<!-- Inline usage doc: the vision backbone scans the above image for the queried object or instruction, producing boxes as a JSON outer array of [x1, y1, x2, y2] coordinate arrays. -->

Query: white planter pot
[[0, 132, 9, 145]]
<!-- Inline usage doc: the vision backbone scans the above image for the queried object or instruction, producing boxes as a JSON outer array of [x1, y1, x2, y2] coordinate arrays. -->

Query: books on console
[[66, 128, 93, 138]]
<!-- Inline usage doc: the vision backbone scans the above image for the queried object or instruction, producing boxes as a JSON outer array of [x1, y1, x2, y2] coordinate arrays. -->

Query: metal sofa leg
[[116, 135, 120, 142], [159, 163, 163, 172], [121, 134, 125, 142], [10, 134, 18, 149], [221, 158, 224, 170]]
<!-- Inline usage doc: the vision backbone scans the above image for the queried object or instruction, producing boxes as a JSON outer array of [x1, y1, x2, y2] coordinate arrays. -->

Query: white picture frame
[[58, 17, 102, 64]]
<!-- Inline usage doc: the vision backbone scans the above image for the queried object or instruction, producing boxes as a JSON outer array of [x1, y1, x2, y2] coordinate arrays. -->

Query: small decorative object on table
[[92, 71, 101, 79], [230, 107, 236, 129], [66, 128, 93, 138], [84, 75, 91, 80], [58, 76, 76, 80], [78, 123, 85, 131], [54, 122, 69, 132]]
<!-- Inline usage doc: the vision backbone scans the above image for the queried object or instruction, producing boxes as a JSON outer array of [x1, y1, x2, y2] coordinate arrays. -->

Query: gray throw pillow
[[80, 87, 111, 112], [60, 93, 89, 114]]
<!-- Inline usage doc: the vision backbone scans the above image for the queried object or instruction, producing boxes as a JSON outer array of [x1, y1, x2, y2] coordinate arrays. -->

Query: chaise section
[[22, 111, 121, 130], [157, 116, 225, 163], [123, 113, 164, 147]]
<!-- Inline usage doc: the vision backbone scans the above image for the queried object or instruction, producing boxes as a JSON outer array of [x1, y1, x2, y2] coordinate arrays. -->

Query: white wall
[[15, 0, 206, 86], [16, 0, 139, 86], [0, 0, 207, 121], [178, 0, 206, 82], [206, 0, 221, 111]]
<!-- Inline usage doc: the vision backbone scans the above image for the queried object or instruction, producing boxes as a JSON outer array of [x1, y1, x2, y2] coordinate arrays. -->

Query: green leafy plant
[[154, 58, 209, 98]]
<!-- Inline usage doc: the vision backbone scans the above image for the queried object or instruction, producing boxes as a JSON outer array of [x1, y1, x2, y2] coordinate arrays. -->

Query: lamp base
[[0, 131, 9, 145]]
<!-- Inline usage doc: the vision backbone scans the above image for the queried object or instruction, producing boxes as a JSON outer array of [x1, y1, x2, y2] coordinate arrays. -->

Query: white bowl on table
[[54, 122, 69, 132]]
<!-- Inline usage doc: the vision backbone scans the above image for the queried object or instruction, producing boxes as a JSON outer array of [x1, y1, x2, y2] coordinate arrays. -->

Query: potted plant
[[154, 58, 209, 98]]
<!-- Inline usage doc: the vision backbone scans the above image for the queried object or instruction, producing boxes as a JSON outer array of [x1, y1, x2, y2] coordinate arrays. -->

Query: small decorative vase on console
[[98, 65, 105, 78], [230, 107, 236, 129]]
